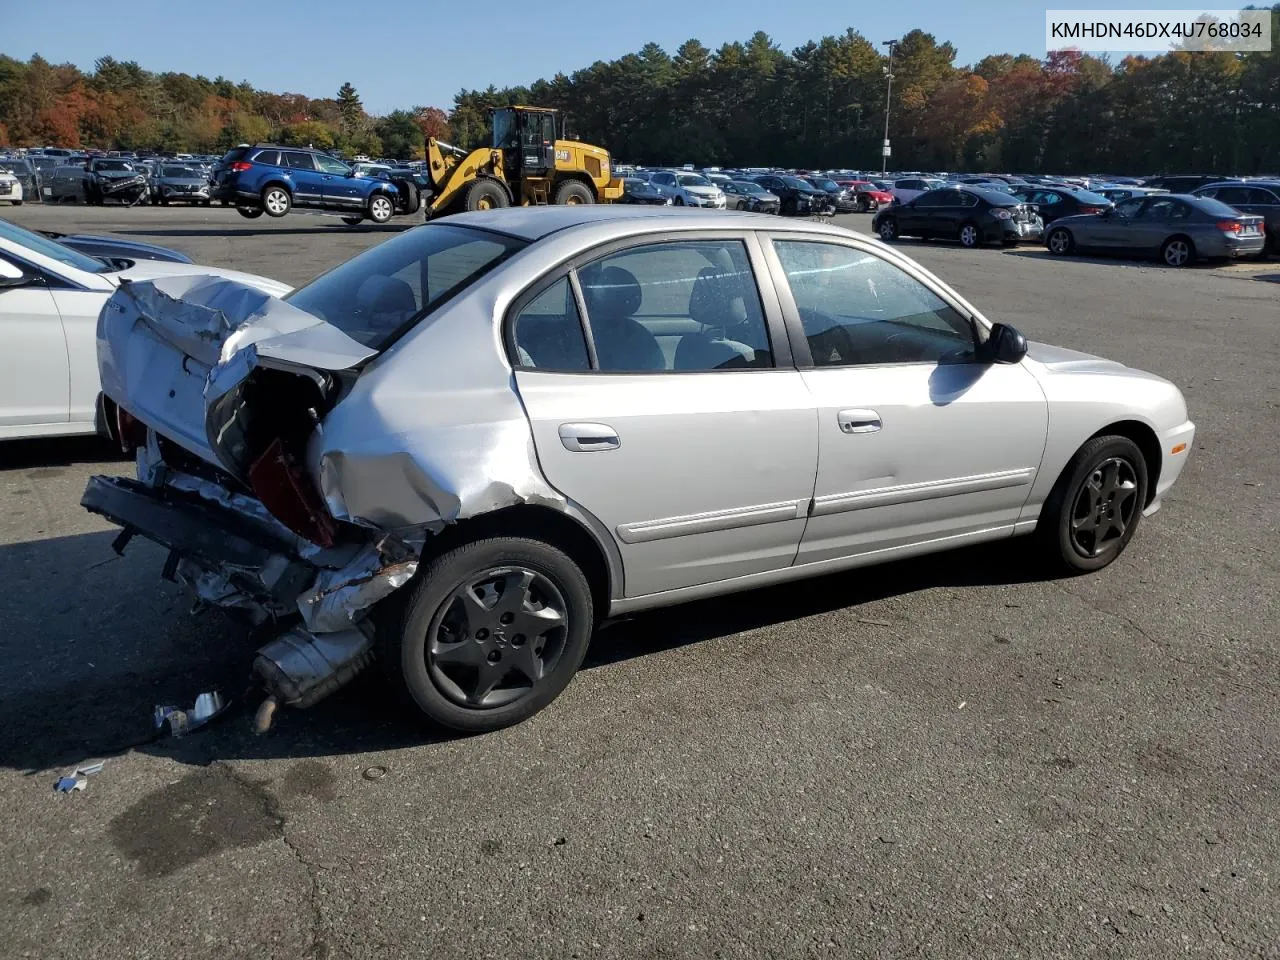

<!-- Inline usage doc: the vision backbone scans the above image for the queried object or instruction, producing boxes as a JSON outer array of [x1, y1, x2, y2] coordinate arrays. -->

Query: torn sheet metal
[[154, 691, 229, 737], [53, 761, 106, 794], [254, 626, 373, 708], [295, 539, 418, 633]]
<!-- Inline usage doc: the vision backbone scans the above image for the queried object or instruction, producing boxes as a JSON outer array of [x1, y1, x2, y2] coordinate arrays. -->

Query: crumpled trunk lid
[[99, 274, 377, 477]]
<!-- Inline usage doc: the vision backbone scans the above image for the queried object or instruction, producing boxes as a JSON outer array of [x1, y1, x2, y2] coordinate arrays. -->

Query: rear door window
[[510, 277, 590, 371]]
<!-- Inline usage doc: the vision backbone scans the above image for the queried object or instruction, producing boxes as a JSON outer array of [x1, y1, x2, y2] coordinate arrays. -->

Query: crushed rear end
[[83, 275, 419, 717]]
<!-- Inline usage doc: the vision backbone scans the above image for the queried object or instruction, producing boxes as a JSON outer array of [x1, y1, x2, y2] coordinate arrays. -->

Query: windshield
[[0, 218, 108, 273], [782, 176, 814, 191], [811, 179, 839, 191], [0, 161, 26, 174], [677, 174, 712, 187], [286, 224, 527, 350], [735, 181, 767, 195], [161, 166, 200, 178]]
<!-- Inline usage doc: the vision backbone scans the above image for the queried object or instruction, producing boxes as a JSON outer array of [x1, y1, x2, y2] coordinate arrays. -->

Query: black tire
[[368, 192, 396, 223], [674, 196, 686, 207], [1161, 235, 1194, 268], [12, 199, 21, 206], [237, 206, 264, 219], [464, 178, 509, 212], [877, 216, 897, 241], [377, 536, 594, 733], [261, 184, 291, 218], [958, 220, 981, 248], [781, 198, 796, 216], [157, 194, 168, 206], [342, 215, 364, 226], [553, 179, 594, 205], [1037, 435, 1148, 574], [201, 199, 211, 207], [1046, 227, 1074, 255]]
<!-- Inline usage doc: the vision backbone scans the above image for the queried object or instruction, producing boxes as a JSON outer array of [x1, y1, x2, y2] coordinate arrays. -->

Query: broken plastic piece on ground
[[53, 761, 106, 793], [153, 690, 230, 738], [253, 626, 373, 709]]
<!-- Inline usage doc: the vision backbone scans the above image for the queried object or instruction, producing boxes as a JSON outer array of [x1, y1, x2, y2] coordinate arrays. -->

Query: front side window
[[316, 155, 350, 175], [576, 240, 772, 373], [772, 241, 975, 367], [1115, 198, 1145, 219]]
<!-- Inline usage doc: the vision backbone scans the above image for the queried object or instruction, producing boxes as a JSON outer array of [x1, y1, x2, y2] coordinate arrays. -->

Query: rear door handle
[[558, 422, 620, 452], [837, 409, 882, 434]]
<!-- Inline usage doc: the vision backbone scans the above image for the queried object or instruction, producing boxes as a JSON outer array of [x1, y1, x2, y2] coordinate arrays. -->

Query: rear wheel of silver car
[[368, 194, 395, 223], [237, 205, 264, 219], [959, 222, 980, 248], [878, 217, 897, 241], [1161, 236, 1194, 267], [379, 537, 594, 732], [1047, 227, 1074, 255], [1038, 435, 1148, 573], [262, 185, 291, 217]]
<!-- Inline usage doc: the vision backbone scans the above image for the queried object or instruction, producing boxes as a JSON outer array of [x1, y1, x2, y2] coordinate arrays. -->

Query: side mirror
[[979, 322, 1028, 364]]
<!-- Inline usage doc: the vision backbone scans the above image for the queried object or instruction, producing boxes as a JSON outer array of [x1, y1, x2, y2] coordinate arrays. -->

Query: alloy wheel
[[1164, 239, 1189, 266], [1069, 457, 1139, 559], [879, 219, 896, 240], [960, 225, 978, 247], [426, 566, 569, 709], [371, 196, 393, 221], [1049, 229, 1070, 254], [264, 189, 289, 215]]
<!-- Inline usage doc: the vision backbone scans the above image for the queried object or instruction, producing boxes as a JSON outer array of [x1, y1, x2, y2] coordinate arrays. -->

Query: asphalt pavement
[[1, 203, 1278, 960]]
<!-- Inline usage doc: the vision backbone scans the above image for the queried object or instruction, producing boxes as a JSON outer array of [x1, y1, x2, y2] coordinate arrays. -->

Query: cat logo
[[554, 149, 571, 162]]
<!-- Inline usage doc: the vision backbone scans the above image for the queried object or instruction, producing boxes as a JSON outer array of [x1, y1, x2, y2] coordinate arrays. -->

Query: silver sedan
[[1045, 193, 1266, 266], [84, 207, 1195, 732]]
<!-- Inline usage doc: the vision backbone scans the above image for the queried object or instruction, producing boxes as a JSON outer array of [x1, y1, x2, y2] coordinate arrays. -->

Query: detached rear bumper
[[81, 475, 315, 613]]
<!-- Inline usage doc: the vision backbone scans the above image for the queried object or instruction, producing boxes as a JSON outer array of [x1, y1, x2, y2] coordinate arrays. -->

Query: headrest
[[355, 275, 417, 319], [689, 265, 748, 330], [580, 265, 642, 320]]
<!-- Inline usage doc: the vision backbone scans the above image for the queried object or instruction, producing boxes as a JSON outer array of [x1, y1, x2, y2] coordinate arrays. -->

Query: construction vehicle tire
[[554, 180, 594, 205], [465, 178, 509, 212]]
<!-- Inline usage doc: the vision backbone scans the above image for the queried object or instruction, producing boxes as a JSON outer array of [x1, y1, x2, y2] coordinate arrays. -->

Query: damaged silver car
[[84, 207, 1195, 732]]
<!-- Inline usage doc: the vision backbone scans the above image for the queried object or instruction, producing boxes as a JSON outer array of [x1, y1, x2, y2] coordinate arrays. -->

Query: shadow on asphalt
[[0, 527, 1051, 775], [0, 435, 125, 470]]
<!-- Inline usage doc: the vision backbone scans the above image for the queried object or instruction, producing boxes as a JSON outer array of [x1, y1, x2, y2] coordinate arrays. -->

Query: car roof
[[444, 205, 843, 242]]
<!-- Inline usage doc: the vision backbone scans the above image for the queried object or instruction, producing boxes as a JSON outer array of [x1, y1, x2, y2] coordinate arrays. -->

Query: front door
[[1091, 196, 1145, 247], [512, 235, 818, 599], [316, 153, 362, 207], [281, 151, 322, 205], [0, 260, 68, 429], [765, 238, 1047, 565]]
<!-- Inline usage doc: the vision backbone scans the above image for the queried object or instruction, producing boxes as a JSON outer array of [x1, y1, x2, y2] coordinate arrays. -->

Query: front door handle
[[837, 409, 882, 434], [558, 422, 620, 452]]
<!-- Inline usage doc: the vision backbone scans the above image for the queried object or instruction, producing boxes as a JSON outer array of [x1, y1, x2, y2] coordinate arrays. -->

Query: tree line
[[2, 6, 1277, 174]]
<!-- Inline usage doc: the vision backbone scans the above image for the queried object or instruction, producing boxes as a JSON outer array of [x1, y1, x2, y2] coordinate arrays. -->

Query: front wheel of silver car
[[1038, 435, 1148, 574], [378, 537, 594, 732]]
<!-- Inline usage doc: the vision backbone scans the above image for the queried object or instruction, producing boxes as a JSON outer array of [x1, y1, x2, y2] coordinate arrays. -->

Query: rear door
[[281, 151, 322, 205], [512, 232, 819, 599]]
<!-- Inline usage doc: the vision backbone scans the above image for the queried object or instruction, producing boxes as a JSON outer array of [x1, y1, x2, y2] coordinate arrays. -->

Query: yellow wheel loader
[[422, 106, 623, 218]]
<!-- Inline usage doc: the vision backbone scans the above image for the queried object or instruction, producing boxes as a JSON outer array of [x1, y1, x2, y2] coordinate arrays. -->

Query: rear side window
[[1192, 196, 1247, 219], [251, 149, 281, 166], [219, 147, 249, 165], [576, 240, 773, 373], [1247, 188, 1279, 205], [511, 277, 590, 371]]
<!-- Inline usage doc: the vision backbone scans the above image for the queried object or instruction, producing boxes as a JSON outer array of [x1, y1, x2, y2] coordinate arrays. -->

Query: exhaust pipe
[[253, 625, 374, 723]]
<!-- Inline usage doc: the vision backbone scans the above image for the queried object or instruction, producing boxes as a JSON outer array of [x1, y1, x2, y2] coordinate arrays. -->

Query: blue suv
[[211, 144, 421, 224]]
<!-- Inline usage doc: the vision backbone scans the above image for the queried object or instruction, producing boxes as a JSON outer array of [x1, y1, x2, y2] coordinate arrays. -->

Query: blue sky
[[3, 1, 1233, 113]]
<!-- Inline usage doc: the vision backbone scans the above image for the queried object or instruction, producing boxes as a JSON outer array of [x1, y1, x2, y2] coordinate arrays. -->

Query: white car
[[648, 171, 727, 208], [0, 218, 290, 441], [890, 177, 945, 205], [0, 171, 23, 205]]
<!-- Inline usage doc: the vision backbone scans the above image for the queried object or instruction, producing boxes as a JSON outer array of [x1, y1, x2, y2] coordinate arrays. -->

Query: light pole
[[881, 39, 897, 174]]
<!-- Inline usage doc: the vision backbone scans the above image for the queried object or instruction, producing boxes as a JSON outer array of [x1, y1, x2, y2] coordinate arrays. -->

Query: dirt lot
[[1, 203, 1278, 960]]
